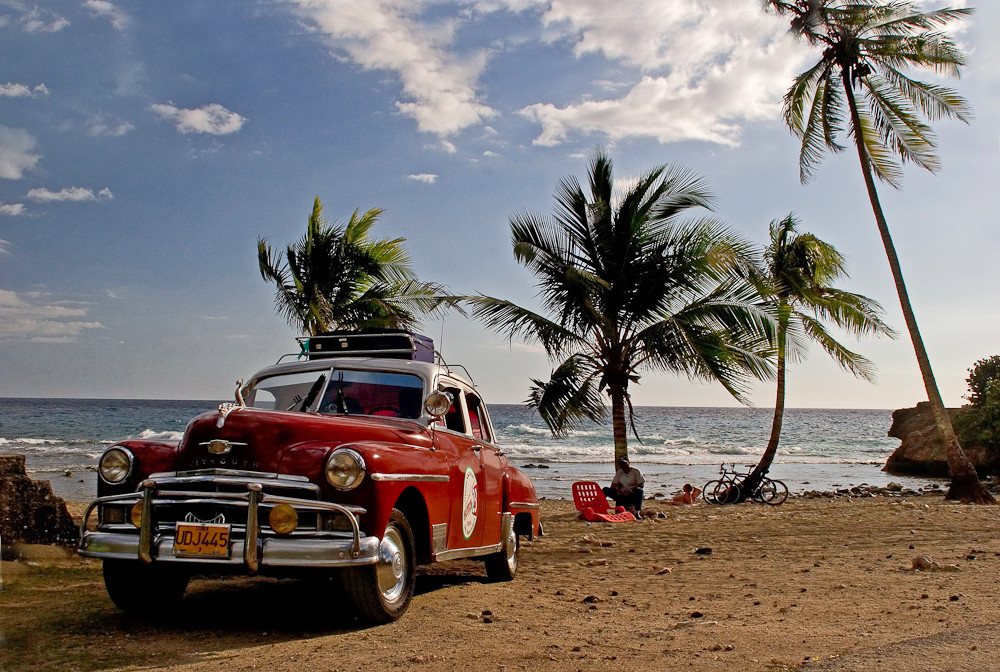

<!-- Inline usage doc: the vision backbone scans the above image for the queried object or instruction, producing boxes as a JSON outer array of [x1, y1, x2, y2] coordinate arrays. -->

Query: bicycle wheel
[[702, 480, 722, 504], [713, 480, 742, 505], [759, 478, 788, 505]]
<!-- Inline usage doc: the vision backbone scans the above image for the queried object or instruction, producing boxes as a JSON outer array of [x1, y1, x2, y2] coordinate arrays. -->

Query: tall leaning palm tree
[[740, 215, 894, 500], [466, 151, 774, 463], [765, 1, 991, 502], [258, 197, 443, 336]]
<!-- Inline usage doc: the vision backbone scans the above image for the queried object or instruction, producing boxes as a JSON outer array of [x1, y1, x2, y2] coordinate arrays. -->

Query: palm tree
[[466, 151, 774, 463], [258, 197, 443, 335], [739, 215, 894, 500], [765, 1, 991, 502]]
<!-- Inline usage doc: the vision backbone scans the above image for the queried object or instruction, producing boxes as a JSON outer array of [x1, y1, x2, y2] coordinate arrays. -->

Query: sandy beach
[[3, 494, 999, 672]]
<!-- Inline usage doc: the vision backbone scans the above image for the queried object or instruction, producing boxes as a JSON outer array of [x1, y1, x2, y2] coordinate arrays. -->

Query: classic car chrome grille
[[141, 471, 325, 532]]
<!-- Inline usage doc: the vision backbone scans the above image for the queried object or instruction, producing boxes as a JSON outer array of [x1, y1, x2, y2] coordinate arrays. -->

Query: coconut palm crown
[[466, 151, 774, 463], [765, 1, 992, 502], [258, 197, 444, 336]]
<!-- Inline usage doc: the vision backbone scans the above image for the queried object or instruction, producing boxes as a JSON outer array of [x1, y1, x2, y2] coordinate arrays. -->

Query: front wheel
[[702, 480, 722, 504], [484, 522, 519, 581], [760, 479, 789, 505], [341, 509, 416, 623], [102, 560, 189, 614], [713, 480, 742, 505]]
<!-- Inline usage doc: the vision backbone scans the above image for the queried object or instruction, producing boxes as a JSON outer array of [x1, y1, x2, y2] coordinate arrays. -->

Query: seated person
[[666, 483, 701, 505], [603, 457, 644, 516]]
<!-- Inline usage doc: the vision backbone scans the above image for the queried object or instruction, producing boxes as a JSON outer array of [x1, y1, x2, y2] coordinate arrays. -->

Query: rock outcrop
[[0, 454, 78, 545], [883, 402, 998, 477]]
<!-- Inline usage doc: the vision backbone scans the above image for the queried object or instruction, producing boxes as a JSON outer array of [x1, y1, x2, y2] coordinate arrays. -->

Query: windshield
[[244, 368, 425, 419]]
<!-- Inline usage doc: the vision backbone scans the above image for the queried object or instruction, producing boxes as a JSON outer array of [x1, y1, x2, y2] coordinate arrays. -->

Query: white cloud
[[0, 125, 41, 179], [407, 173, 438, 184], [26, 186, 114, 203], [510, 0, 809, 146], [149, 102, 246, 135], [0, 82, 47, 97], [0, 289, 104, 343], [19, 6, 70, 33], [285, 0, 496, 138], [0, 202, 25, 216], [86, 113, 134, 137], [83, 0, 129, 30], [0, 238, 11, 254]]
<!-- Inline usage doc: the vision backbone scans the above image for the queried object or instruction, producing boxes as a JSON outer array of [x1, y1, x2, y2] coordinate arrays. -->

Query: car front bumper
[[78, 476, 379, 570]]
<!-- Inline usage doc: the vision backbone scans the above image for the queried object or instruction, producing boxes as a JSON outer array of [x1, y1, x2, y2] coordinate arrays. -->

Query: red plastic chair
[[571, 481, 636, 522]]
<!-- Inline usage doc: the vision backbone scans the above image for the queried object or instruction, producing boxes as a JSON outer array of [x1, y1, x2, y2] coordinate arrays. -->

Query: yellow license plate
[[174, 522, 231, 558]]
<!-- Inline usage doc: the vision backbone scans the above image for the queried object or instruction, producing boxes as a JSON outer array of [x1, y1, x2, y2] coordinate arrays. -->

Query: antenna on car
[[437, 319, 446, 365]]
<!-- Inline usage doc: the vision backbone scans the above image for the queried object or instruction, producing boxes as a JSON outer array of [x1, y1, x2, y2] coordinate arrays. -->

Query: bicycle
[[703, 464, 788, 505]]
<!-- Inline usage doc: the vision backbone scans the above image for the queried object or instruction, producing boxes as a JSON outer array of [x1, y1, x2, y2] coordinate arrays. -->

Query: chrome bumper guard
[[78, 479, 379, 571]]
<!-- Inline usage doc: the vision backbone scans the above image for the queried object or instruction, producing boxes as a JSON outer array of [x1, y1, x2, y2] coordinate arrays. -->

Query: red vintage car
[[78, 331, 541, 622]]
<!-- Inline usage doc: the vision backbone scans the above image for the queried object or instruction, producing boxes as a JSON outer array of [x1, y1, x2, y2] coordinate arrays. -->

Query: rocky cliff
[[883, 402, 999, 477], [0, 454, 78, 545]]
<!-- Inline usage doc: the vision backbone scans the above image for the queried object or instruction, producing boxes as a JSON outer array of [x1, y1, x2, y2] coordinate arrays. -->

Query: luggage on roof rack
[[305, 329, 435, 362]]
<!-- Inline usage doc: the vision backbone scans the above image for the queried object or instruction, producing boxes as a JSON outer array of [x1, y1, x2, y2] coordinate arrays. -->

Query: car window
[[244, 368, 424, 418], [318, 370, 425, 418], [465, 393, 491, 442], [244, 370, 329, 412]]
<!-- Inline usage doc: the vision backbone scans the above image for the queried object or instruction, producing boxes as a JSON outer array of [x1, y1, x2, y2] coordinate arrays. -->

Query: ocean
[[0, 398, 934, 503]]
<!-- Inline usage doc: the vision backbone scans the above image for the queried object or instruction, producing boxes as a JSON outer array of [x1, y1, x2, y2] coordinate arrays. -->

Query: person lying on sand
[[665, 483, 701, 505]]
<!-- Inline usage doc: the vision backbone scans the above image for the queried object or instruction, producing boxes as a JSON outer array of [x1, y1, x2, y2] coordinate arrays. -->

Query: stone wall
[[883, 402, 999, 478], [0, 454, 78, 545]]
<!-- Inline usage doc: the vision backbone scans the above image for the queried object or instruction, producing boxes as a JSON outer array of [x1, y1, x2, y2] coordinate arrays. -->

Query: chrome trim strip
[[370, 473, 449, 483], [508, 501, 539, 509], [433, 542, 502, 562]]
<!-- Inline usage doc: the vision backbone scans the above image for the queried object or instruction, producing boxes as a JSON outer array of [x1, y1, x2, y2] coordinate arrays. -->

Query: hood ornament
[[200, 439, 247, 454], [217, 379, 246, 428]]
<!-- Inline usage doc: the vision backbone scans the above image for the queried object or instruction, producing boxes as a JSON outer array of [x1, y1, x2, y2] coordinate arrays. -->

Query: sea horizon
[[0, 398, 935, 503]]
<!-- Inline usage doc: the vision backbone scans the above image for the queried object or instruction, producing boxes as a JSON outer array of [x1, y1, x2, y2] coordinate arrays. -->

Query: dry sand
[[3, 494, 1000, 671]]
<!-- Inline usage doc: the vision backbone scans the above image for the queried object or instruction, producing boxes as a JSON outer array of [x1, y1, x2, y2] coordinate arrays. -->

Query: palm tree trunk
[[742, 325, 787, 500], [842, 73, 992, 503], [609, 384, 629, 464]]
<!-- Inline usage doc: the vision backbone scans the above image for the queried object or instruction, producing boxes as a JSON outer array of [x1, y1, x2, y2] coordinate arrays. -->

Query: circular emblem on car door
[[461, 467, 479, 539]]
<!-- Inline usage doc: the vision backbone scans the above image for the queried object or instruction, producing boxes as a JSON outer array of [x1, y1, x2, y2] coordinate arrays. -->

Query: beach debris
[[582, 595, 600, 603], [580, 559, 611, 567], [652, 566, 672, 575], [908, 556, 960, 572], [694, 547, 712, 555], [481, 609, 494, 623], [579, 534, 614, 547]]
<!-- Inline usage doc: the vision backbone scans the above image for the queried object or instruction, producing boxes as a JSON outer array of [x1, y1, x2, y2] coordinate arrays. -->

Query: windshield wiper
[[295, 374, 326, 413]]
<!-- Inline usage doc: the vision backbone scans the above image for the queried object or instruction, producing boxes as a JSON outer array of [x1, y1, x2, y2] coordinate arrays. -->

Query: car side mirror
[[424, 390, 452, 418]]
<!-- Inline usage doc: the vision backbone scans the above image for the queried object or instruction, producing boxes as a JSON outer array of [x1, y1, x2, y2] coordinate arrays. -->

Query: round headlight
[[99, 446, 133, 484], [325, 449, 366, 490]]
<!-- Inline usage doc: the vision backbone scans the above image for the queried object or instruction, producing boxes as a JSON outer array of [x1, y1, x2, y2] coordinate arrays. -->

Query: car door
[[435, 384, 488, 549], [464, 390, 503, 546]]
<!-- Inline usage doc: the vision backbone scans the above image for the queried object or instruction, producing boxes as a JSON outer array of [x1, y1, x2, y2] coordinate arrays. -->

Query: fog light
[[130, 502, 144, 528], [269, 503, 298, 534]]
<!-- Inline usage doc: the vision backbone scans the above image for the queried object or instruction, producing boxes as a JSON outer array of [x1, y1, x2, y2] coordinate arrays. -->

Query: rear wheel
[[484, 522, 519, 581], [341, 508, 415, 623], [102, 560, 189, 614]]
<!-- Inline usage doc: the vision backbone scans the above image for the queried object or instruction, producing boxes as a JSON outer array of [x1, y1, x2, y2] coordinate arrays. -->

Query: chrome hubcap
[[376, 527, 407, 604]]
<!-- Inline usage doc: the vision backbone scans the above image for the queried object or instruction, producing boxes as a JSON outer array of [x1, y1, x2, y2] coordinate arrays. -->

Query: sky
[[0, 0, 996, 410]]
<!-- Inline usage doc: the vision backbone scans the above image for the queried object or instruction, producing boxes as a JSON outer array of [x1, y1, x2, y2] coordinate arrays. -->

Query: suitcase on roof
[[306, 329, 435, 362]]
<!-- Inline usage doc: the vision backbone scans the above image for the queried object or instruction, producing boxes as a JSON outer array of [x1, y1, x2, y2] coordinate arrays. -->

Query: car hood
[[176, 406, 432, 474]]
